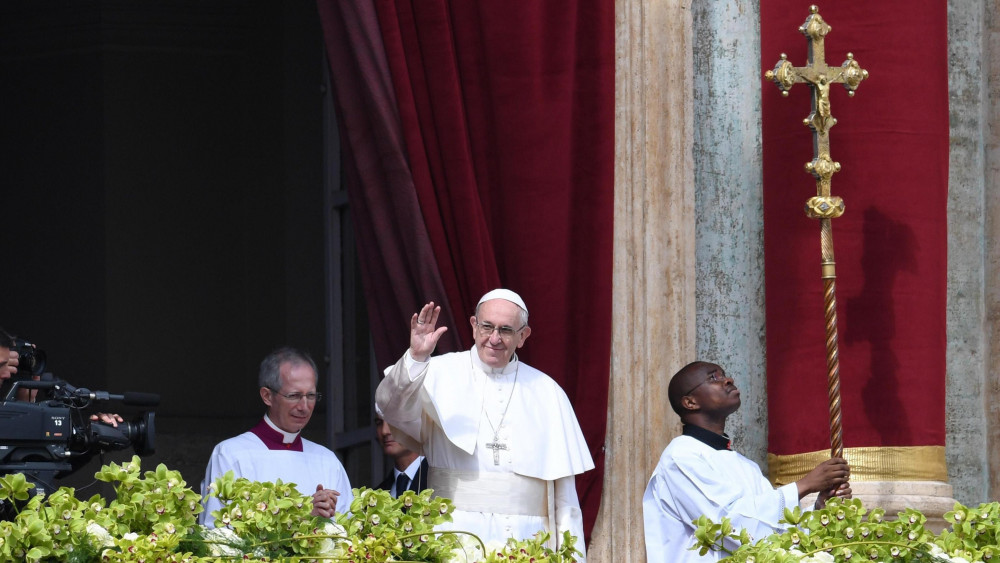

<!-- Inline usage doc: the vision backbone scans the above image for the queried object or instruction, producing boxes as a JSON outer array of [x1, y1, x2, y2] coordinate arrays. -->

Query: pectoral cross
[[763, 5, 869, 460], [485, 435, 508, 466]]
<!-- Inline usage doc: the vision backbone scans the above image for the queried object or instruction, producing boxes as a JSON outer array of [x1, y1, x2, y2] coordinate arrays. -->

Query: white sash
[[428, 468, 548, 517]]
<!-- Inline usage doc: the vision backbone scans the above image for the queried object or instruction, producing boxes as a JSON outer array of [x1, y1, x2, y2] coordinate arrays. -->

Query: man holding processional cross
[[644, 6, 869, 562], [375, 289, 593, 558]]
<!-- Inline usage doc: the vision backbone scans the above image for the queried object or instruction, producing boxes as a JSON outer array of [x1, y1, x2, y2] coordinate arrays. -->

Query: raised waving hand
[[408, 302, 449, 362]]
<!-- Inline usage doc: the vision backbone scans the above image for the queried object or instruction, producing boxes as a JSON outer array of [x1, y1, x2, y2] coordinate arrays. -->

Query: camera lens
[[120, 412, 156, 456], [13, 338, 46, 375]]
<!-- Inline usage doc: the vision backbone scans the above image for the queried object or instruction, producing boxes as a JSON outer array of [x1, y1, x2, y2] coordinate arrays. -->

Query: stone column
[[982, 0, 1000, 499], [588, 0, 695, 560], [691, 0, 769, 466], [946, 0, 991, 505], [984, 0, 1000, 501]]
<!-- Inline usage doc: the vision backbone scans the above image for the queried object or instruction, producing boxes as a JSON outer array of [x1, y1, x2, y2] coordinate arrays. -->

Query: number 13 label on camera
[[45, 414, 68, 437]]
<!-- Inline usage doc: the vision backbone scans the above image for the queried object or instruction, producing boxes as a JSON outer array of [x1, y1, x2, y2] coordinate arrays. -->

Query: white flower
[[203, 527, 243, 557], [444, 536, 505, 563], [324, 522, 346, 536], [448, 547, 479, 563], [315, 522, 348, 556], [801, 552, 835, 563], [123, 532, 139, 541], [86, 522, 114, 548]]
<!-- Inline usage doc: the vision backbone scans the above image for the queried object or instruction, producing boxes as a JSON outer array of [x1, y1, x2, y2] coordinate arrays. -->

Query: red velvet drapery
[[318, 0, 613, 539], [761, 2, 949, 455]]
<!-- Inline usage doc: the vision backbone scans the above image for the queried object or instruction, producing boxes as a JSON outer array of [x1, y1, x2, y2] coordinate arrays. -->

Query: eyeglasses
[[269, 389, 322, 403], [474, 321, 527, 339], [682, 371, 728, 396]]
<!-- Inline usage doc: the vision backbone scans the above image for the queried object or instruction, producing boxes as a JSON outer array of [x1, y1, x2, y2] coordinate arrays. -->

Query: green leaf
[[783, 504, 802, 525]]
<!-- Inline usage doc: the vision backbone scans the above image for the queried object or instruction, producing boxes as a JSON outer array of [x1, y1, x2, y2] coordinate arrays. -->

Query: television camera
[[0, 375, 158, 496]]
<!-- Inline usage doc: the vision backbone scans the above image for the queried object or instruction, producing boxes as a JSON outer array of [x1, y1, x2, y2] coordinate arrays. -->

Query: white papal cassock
[[642, 427, 798, 563], [376, 347, 594, 559]]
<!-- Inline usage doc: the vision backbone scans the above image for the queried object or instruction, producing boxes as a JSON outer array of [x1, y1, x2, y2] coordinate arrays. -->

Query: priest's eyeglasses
[[474, 321, 527, 340], [682, 371, 727, 396], [269, 389, 322, 403]]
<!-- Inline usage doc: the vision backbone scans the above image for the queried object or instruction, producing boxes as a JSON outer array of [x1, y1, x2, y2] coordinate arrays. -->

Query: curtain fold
[[317, 0, 464, 365], [374, 0, 500, 321], [319, 0, 614, 539]]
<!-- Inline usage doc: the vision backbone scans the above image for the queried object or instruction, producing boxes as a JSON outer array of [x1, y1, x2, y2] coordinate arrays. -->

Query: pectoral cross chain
[[485, 435, 508, 466]]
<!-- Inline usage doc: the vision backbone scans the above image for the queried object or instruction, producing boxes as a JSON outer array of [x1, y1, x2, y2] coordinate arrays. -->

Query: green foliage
[[479, 531, 583, 563], [936, 502, 1000, 562], [0, 458, 584, 563], [690, 497, 1000, 563], [201, 469, 338, 559], [94, 456, 203, 538], [336, 486, 459, 561], [0, 472, 105, 562]]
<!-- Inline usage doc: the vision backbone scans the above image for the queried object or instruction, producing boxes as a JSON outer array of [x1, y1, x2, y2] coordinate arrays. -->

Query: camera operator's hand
[[0, 348, 18, 379], [90, 413, 124, 427], [3, 349, 40, 401]]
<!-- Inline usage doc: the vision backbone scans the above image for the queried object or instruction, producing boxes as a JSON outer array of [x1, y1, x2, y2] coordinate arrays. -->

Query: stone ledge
[[800, 481, 956, 533]]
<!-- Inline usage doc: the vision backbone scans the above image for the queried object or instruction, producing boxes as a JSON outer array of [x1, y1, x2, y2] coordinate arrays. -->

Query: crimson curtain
[[318, 0, 613, 539], [761, 3, 949, 455]]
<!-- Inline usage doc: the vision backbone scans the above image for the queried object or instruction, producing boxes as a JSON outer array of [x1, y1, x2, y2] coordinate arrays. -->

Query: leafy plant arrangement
[[476, 530, 582, 563], [0, 457, 202, 563], [0, 456, 582, 563], [333, 485, 461, 561], [692, 497, 1000, 563]]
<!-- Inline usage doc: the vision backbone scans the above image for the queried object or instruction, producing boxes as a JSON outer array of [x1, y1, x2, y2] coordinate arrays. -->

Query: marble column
[[589, 0, 695, 560], [691, 0, 769, 467], [987, 0, 1000, 503], [946, 0, 993, 506]]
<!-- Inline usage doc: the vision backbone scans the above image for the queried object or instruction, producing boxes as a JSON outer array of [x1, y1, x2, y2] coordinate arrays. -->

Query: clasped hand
[[311, 484, 341, 518]]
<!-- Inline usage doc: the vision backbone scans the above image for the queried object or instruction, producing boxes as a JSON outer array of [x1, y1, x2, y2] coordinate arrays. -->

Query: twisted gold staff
[[763, 5, 868, 459]]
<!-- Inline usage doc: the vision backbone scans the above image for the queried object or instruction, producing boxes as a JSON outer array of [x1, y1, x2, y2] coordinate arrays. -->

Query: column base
[[799, 481, 956, 533]]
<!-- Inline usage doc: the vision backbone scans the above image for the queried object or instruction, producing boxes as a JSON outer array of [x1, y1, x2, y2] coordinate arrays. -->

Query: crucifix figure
[[485, 436, 508, 466], [763, 5, 868, 459]]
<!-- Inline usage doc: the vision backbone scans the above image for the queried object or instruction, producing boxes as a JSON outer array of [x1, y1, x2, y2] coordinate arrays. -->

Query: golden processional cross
[[763, 5, 868, 459]]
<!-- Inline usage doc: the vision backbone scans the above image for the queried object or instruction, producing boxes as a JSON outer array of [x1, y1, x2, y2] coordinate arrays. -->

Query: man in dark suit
[[375, 408, 428, 497]]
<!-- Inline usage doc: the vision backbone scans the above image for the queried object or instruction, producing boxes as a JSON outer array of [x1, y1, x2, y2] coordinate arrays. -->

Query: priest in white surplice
[[376, 289, 594, 559], [200, 347, 352, 526]]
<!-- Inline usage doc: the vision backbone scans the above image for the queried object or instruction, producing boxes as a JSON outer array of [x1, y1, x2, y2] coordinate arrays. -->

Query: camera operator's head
[[0, 327, 16, 381], [258, 347, 320, 434]]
